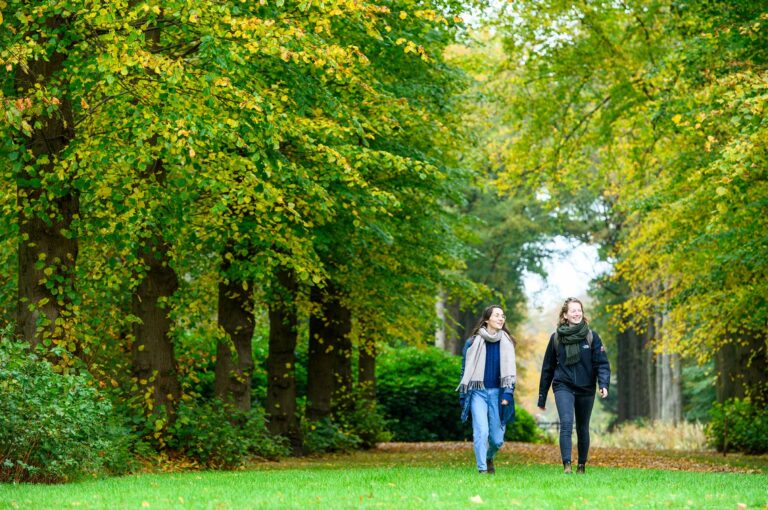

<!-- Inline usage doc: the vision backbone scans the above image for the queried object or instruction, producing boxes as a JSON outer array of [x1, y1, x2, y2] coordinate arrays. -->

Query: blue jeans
[[470, 388, 505, 471], [554, 389, 595, 464]]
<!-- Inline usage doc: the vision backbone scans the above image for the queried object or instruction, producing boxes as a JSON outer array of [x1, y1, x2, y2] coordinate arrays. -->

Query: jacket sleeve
[[537, 334, 557, 408], [591, 331, 611, 390]]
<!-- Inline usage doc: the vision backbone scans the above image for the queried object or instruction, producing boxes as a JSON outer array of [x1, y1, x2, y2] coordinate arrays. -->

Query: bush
[[377, 345, 465, 441], [302, 417, 362, 454], [505, 404, 547, 443], [0, 338, 130, 483], [706, 398, 768, 454], [334, 397, 393, 449], [167, 399, 289, 468]]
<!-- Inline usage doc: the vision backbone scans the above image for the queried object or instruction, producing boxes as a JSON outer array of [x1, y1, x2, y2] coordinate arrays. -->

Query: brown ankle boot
[[563, 461, 572, 474], [576, 463, 585, 474]]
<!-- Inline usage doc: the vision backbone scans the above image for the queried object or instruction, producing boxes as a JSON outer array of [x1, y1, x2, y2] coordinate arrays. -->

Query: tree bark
[[214, 256, 255, 411], [306, 285, 336, 421], [266, 267, 303, 454], [654, 352, 682, 423], [650, 315, 682, 423], [331, 298, 353, 418], [435, 294, 446, 350], [716, 329, 768, 405], [15, 24, 78, 348], [358, 326, 376, 401], [616, 326, 652, 422], [131, 239, 181, 421]]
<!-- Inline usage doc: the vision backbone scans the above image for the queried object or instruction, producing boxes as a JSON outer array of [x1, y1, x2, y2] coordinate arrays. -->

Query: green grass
[[1, 448, 766, 510]]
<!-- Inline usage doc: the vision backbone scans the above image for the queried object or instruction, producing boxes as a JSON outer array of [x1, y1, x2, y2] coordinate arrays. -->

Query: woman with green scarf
[[537, 297, 610, 474]]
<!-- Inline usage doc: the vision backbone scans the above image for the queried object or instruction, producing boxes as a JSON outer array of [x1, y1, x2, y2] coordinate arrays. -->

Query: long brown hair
[[558, 297, 590, 326], [470, 304, 517, 346]]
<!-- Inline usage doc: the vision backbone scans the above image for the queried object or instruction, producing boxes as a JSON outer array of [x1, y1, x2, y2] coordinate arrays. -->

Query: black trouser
[[554, 389, 595, 464]]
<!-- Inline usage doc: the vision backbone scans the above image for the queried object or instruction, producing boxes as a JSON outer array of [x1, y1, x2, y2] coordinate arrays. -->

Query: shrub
[[706, 398, 768, 454], [0, 338, 130, 483], [505, 404, 547, 443], [301, 417, 362, 454], [377, 345, 465, 441], [167, 400, 289, 468], [333, 397, 393, 449]]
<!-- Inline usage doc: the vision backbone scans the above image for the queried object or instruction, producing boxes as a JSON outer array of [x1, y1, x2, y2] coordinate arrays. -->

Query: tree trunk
[[616, 326, 652, 422], [214, 256, 255, 411], [331, 298, 353, 418], [435, 294, 446, 350], [266, 267, 303, 454], [650, 315, 682, 423], [15, 27, 78, 348], [306, 285, 335, 421], [131, 240, 181, 421], [654, 352, 682, 423], [358, 326, 376, 401], [716, 329, 768, 405], [446, 299, 472, 355]]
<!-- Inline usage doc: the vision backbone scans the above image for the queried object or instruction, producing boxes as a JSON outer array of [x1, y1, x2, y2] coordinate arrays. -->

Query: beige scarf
[[456, 328, 516, 394]]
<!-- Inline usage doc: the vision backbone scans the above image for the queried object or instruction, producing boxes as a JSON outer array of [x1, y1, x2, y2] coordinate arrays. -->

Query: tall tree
[[9, 10, 79, 349]]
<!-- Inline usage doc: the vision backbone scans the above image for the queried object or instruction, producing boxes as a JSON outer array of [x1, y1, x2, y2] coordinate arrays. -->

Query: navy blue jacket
[[459, 338, 516, 425], [537, 329, 610, 409]]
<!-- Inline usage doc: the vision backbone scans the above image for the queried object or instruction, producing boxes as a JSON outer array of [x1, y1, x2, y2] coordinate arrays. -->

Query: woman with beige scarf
[[457, 305, 517, 474]]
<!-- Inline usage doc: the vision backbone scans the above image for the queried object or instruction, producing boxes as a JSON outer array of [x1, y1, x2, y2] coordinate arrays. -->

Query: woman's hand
[[501, 399, 509, 406], [599, 388, 608, 398]]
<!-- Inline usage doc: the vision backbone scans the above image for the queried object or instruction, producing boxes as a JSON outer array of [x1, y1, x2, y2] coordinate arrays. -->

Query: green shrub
[[706, 398, 768, 454], [333, 397, 393, 449], [505, 404, 547, 443], [302, 417, 362, 454], [377, 345, 466, 441], [167, 399, 289, 468], [0, 338, 130, 483], [377, 345, 545, 443]]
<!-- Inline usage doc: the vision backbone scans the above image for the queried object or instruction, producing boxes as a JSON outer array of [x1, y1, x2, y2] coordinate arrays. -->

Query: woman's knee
[[474, 429, 489, 443]]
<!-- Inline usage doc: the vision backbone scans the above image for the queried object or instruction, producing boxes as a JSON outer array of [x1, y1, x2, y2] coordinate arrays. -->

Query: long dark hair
[[469, 304, 516, 346]]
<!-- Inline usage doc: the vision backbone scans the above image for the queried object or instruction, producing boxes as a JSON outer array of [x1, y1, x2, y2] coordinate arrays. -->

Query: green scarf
[[556, 321, 590, 366]]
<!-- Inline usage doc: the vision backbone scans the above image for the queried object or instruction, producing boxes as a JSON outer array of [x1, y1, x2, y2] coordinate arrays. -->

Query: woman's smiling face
[[487, 307, 506, 331], [565, 301, 583, 325]]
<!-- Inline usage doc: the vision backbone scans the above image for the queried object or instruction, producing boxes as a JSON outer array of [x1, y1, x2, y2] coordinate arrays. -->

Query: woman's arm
[[592, 331, 611, 396], [537, 334, 557, 409]]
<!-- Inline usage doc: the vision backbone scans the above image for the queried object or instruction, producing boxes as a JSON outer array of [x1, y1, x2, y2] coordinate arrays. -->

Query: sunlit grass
[[1, 445, 766, 510]]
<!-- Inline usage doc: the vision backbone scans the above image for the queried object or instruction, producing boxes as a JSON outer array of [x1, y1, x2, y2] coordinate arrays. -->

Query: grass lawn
[[1, 443, 766, 510]]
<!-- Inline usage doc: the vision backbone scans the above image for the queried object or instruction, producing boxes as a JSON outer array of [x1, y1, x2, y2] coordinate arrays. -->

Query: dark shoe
[[576, 464, 585, 474], [486, 458, 495, 474], [478, 470, 488, 474], [563, 461, 572, 474]]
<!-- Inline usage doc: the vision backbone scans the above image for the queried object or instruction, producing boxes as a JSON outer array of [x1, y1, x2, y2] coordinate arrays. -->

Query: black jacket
[[537, 329, 610, 408]]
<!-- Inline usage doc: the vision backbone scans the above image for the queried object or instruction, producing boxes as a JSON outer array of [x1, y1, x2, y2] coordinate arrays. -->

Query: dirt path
[[375, 442, 767, 474]]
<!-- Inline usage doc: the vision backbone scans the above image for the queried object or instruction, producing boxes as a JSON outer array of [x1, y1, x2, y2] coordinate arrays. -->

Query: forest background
[[1, 0, 767, 483]]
